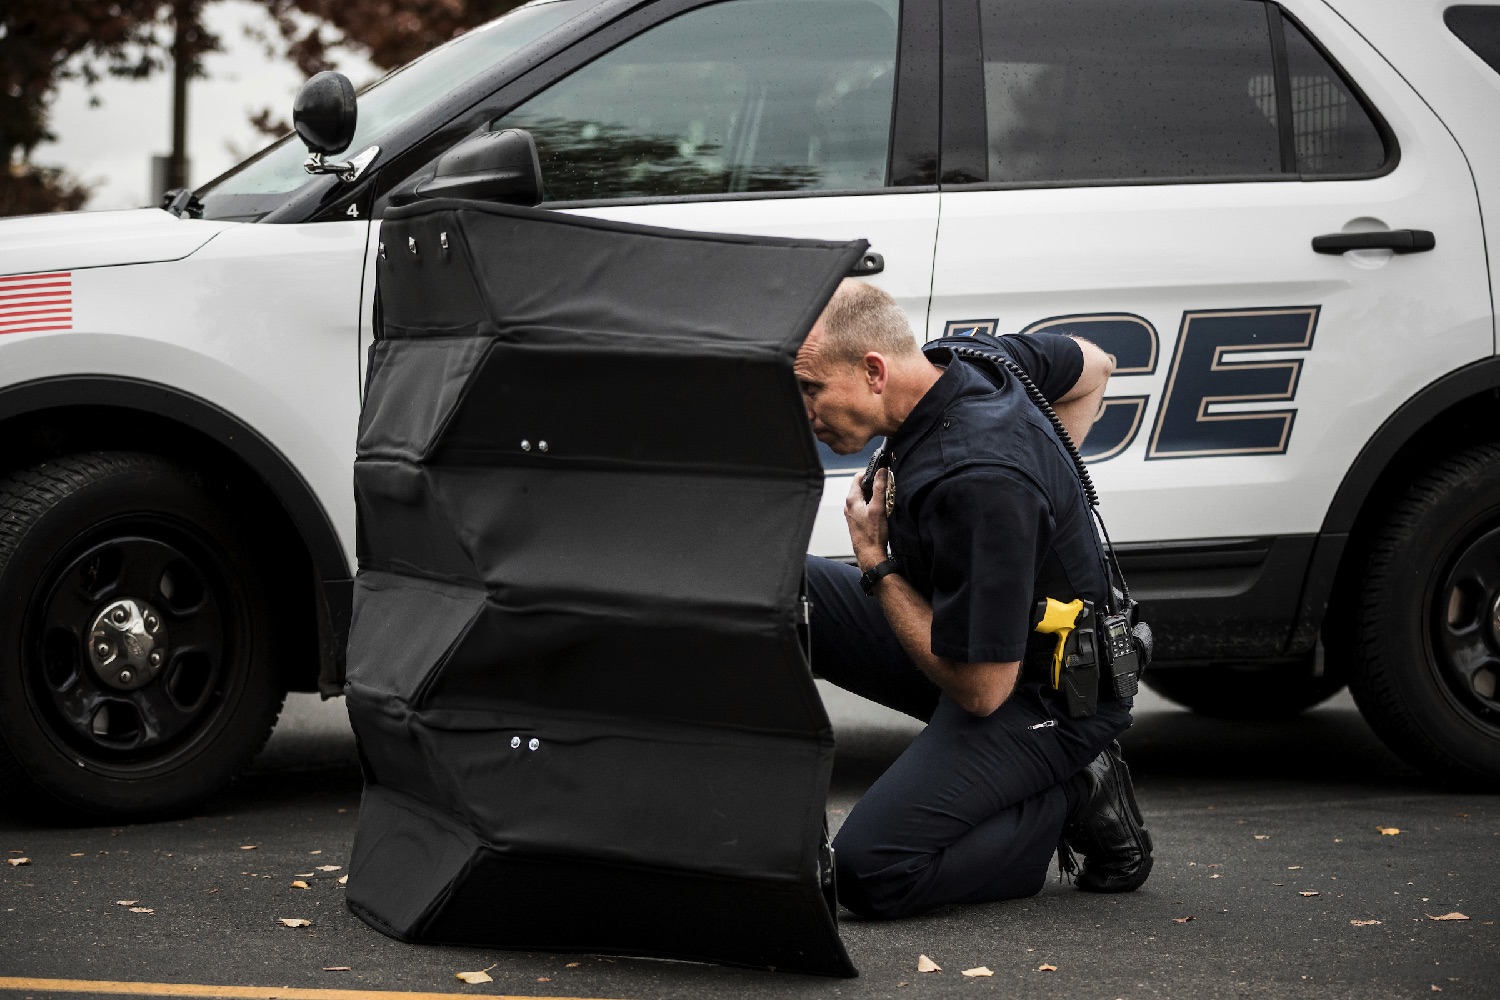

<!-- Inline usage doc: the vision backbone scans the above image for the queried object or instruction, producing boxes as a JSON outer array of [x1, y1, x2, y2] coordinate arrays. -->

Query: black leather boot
[[1057, 741, 1153, 893]]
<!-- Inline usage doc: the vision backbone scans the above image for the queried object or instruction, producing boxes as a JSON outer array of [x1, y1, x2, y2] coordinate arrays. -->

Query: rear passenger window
[[1445, 6, 1500, 77], [973, 0, 1386, 185], [1281, 16, 1385, 175], [978, 0, 1280, 183]]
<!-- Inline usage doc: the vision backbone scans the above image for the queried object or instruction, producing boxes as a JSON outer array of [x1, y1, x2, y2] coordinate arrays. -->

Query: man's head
[[794, 279, 933, 454]]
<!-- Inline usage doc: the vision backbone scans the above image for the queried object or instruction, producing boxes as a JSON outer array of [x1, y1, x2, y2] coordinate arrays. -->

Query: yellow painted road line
[[0, 978, 624, 1000]]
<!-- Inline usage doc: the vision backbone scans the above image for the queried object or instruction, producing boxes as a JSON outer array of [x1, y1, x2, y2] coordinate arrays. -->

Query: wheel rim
[[22, 517, 241, 771], [1428, 522, 1500, 733]]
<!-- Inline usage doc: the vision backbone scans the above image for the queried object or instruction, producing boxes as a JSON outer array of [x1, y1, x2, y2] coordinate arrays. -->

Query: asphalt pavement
[[1, 684, 1496, 1000]]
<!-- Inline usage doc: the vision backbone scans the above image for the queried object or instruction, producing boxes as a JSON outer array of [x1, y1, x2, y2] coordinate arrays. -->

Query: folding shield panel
[[345, 199, 865, 977]]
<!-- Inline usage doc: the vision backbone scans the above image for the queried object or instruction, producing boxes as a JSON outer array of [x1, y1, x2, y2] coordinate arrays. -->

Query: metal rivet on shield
[[440, 231, 449, 250], [407, 236, 417, 254], [528, 738, 540, 751], [510, 736, 521, 749], [537, 441, 548, 453], [520, 440, 531, 451]]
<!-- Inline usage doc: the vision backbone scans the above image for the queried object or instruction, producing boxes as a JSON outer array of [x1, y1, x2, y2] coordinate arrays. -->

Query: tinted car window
[[977, 0, 1280, 183], [1445, 5, 1500, 76], [1282, 15, 1385, 175], [494, 0, 899, 202]]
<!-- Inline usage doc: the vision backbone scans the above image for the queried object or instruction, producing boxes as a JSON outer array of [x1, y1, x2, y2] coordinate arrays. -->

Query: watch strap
[[860, 557, 901, 596]]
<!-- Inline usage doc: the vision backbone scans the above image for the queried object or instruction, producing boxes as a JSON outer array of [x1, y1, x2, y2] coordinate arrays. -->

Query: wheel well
[[0, 404, 324, 693], [1322, 384, 1500, 648]]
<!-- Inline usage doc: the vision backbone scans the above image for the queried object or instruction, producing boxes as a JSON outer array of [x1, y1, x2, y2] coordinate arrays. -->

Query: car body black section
[[346, 199, 863, 974], [1116, 535, 1315, 661]]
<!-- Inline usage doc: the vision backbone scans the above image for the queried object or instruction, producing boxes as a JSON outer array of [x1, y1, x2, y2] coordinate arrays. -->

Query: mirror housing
[[293, 71, 357, 156], [397, 129, 544, 207]]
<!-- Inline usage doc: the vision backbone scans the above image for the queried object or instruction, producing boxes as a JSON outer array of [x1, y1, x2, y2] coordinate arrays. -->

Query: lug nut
[[95, 642, 111, 658], [144, 614, 159, 633], [148, 650, 162, 667], [118, 670, 133, 684], [112, 607, 128, 624]]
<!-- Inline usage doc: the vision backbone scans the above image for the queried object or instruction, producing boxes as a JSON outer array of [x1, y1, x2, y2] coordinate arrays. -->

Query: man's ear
[[863, 352, 889, 393]]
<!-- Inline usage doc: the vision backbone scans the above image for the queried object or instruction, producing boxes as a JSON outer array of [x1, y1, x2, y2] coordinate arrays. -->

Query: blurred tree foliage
[[1, 0, 523, 215]]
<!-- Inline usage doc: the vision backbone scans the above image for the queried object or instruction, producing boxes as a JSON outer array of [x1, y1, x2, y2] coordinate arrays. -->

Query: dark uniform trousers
[[808, 556, 1131, 919]]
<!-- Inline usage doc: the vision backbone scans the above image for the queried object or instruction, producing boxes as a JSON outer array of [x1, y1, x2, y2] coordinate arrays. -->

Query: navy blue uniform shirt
[[884, 333, 1113, 674]]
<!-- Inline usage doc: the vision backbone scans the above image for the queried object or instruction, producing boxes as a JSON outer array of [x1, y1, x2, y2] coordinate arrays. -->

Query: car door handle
[[1312, 230, 1435, 255], [848, 251, 884, 276]]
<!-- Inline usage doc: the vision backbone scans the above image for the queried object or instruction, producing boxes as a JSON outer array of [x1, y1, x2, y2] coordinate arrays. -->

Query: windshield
[[199, 0, 590, 220]]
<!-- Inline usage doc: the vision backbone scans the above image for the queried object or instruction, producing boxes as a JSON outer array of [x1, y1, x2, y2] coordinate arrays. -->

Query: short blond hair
[[816, 279, 919, 366]]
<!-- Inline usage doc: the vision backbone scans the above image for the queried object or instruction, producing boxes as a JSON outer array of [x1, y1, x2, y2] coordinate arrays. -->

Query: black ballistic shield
[[345, 198, 865, 977]]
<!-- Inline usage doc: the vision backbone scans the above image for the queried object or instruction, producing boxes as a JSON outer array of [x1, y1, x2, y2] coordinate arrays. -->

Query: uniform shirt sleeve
[[996, 332, 1084, 402], [921, 466, 1055, 664]]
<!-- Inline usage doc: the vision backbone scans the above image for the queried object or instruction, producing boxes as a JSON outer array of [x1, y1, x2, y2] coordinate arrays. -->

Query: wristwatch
[[859, 557, 902, 596]]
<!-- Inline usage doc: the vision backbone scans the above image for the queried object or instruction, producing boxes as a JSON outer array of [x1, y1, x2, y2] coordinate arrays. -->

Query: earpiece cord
[[946, 343, 1132, 608]]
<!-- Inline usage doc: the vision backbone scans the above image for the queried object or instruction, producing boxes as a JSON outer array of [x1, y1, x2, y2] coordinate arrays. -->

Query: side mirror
[[293, 71, 357, 156], [395, 129, 544, 207]]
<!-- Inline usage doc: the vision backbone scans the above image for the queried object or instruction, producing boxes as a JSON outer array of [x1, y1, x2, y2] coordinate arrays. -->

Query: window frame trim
[[935, 0, 1399, 194]]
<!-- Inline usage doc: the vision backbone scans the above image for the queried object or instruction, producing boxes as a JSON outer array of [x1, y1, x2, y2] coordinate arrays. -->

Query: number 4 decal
[[1147, 306, 1319, 459]]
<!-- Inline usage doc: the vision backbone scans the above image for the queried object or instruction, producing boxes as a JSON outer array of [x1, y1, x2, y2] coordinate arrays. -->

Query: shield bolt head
[[510, 736, 521, 749], [528, 738, 540, 751]]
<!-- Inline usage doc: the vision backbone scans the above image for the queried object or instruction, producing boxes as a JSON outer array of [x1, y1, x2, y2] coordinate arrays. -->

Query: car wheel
[[0, 452, 285, 820], [1142, 656, 1346, 719], [1344, 444, 1500, 788]]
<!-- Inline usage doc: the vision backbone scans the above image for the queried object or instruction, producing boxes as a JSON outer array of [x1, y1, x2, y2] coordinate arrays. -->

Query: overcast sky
[[42, 0, 378, 211]]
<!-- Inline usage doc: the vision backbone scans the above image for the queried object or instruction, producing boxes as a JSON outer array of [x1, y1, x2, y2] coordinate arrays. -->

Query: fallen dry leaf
[[1288, 865, 1303, 870], [309, 850, 323, 855], [239, 845, 257, 851], [322, 967, 351, 972], [1299, 891, 1321, 897], [536, 977, 551, 983], [278, 918, 312, 928], [1038, 963, 1058, 972], [69, 853, 83, 857], [916, 954, 941, 973], [1426, 912, 1470, 921], [455, 970, 493, 985], [1378, 827, 1401, 836], [115, 900, 138, 906], [290, 880, 310, 889], [961, 967, 994, 978], [295, 872, 315, 878], [1431, 986, 1442, 993], [317, 865, 341, 872], [1172, 916, 1196, 923], [6, 858, 29, 867], [1209, 874, 1221, 879], [128, 907, 153, 913], [566, 962, 581, 968], [1350, 919, 1383, 927], [338, 875, 348, 885], [1253, 835, 1270, 840]]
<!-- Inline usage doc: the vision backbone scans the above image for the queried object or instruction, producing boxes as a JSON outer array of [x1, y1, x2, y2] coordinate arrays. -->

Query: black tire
[[0, 452, 285, 820], [1142, 657, 1346, 720], [1341, 444, 1500, 788]]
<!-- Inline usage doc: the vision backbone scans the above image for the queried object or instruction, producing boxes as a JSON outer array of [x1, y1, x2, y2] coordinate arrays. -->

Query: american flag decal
[[0, 271, 72, 335]]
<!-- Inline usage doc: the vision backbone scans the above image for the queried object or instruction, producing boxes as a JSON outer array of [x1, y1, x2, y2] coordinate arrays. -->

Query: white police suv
[[2, 0, 1498, 816]]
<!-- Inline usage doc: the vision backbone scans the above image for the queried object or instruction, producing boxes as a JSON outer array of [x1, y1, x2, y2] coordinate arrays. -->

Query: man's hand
[[845, 467, 890, 571]]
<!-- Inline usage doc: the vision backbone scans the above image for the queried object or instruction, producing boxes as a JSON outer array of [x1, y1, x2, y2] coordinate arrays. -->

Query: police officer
[[796, 279, 1153, 919]]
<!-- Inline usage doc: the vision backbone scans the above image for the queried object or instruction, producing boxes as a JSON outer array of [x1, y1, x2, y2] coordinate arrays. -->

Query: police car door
[[489, 0, 941, 556], [928, 0, 1490, 651]]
